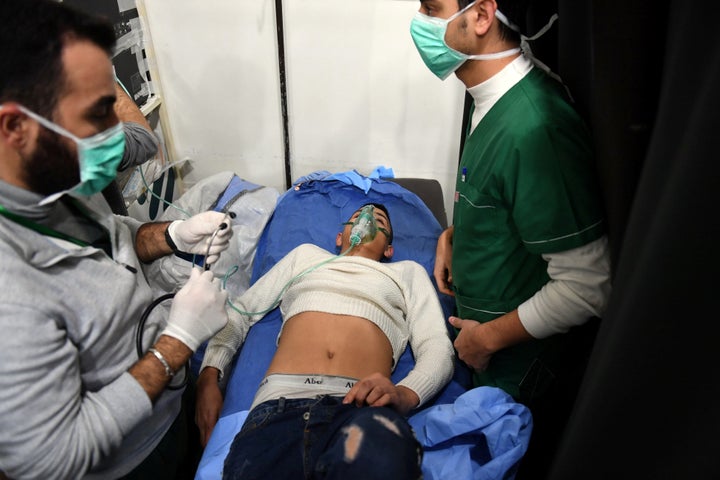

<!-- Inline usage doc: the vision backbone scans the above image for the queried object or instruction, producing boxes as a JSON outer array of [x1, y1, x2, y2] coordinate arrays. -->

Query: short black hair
[[0, 0, 116, 118], [496, 0, 531, 42]]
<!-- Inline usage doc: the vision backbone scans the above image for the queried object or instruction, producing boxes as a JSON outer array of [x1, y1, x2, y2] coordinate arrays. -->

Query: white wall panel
[[141, 0, 464, 219], [141, 0, 285, 191], [284, 0, 464, 218]]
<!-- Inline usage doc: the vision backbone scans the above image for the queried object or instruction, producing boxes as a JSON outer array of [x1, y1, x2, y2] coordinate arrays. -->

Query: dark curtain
[[548, 0, 720, 478], [558, 0, 666, 270]]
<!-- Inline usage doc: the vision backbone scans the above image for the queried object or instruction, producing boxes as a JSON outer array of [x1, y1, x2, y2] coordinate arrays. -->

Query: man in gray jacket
[[0, 1, 232, 478]]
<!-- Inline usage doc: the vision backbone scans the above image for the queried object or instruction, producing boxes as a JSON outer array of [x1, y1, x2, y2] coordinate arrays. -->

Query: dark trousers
[[515, 318, 601, 480], [223, 395, 423, 480]]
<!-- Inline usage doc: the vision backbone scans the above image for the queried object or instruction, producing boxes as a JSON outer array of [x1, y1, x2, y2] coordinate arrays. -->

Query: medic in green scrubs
[[410, 1, 612, 475]]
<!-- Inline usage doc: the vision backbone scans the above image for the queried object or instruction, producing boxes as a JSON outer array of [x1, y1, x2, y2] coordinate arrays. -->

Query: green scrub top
[[452, 68, 605, 400]]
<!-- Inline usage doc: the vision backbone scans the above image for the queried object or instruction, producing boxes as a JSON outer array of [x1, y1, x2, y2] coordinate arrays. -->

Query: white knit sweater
[[202, 243, 455, 406]]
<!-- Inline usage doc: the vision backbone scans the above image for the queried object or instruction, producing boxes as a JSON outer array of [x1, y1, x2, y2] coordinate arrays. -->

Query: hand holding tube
[[162, 268, 229, 351], [167, 211, 233, 265]]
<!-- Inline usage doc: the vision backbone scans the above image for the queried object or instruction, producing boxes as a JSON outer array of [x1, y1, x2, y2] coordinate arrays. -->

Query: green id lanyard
[[0, 200, 108, 249]]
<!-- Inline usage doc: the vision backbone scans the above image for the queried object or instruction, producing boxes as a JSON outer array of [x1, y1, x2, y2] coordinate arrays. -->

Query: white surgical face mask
[[410, 1, 521, 80]]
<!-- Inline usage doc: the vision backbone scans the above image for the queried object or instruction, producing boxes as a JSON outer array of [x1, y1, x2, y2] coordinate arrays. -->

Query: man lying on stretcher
[[196, 203, 454, 479]]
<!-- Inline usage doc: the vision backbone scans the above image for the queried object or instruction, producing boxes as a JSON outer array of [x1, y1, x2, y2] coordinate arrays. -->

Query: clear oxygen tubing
[[138, 163, 192, 218], [115, 71, 132, 97], [138, 165, 234, 270]]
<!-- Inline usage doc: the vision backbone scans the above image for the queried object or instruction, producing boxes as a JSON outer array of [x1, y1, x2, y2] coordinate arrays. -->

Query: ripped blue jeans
[[222, 395, 422, 480]]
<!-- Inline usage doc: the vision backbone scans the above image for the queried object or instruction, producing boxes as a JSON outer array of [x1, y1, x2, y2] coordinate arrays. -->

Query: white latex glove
[[167, 211, 233, 265], [162, 267, 229, 351]]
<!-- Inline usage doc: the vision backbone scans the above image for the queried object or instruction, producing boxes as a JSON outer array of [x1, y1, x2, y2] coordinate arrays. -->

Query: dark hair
[[496, 0, 530, 43], [0, 0, 116, 118]]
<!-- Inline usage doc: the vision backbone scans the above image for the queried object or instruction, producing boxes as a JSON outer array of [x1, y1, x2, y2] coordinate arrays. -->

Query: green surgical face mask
[[410, 2, 521, 80], [16, 105, 125, 202]]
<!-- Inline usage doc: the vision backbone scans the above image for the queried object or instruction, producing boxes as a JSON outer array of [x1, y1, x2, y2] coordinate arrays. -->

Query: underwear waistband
[[250, 373, 359, 411]]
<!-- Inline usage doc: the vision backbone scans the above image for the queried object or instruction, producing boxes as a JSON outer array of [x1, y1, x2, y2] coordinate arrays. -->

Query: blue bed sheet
[[195, 173, 531, 479]]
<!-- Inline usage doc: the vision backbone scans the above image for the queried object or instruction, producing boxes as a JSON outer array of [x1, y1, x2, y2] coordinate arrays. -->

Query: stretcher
[[193, 170, 532, 479]]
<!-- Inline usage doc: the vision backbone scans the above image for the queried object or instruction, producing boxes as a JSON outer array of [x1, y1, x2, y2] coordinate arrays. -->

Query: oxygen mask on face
[[349, 205, 378, 246]]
